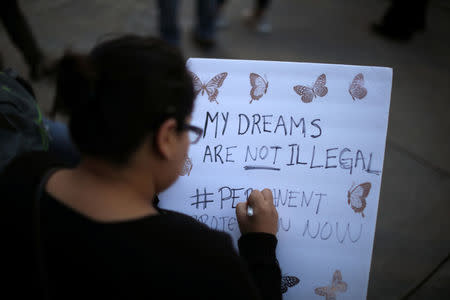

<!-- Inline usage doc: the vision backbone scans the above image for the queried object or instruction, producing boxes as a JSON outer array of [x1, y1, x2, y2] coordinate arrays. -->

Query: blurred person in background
[[372, 0, 429, 41], [157, 0, 217, 49], [0, 0, 55, 80], [216, 0, 273, 33]]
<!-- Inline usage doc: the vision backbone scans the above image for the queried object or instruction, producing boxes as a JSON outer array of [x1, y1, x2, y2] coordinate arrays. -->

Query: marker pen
[[247, 205, 254, 217]]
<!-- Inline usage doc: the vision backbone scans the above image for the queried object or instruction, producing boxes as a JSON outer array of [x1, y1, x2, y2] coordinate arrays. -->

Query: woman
[[2, 35, 281, 299]]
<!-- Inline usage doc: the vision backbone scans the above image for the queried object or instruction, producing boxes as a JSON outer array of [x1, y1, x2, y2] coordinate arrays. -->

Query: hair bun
[[54, 51, 96, 115]]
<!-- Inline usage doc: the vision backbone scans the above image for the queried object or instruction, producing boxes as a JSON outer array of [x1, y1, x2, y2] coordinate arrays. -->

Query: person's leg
[[193, 0, 217, 47], [0, 1, 44, 79], [157, 0, 180, 47], [372, 0, 428, 40], [217, 0, 226, 7], [255, 0, 271, 18], [215, 0, 228, 28], [409, 0, 428, 30], [242, 0, 272, 33]]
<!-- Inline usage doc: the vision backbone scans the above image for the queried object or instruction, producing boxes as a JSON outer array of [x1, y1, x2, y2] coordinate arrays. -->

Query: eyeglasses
[[183, 124, 203, 144]]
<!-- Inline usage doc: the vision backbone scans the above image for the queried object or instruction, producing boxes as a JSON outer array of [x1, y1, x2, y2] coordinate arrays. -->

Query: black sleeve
[[238, 233, 282, 300], [152, 212, 279, 300]]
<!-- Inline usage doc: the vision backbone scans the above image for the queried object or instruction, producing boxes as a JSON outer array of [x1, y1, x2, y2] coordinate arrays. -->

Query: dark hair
[[54, 35, 195, 165]]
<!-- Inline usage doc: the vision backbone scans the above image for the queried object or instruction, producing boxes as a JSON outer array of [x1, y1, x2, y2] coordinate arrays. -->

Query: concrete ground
[[1, 0, 449, 299]]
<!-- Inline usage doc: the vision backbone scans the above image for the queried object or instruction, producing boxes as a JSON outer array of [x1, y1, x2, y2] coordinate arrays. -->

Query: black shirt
[[2, 151, 282, 300]]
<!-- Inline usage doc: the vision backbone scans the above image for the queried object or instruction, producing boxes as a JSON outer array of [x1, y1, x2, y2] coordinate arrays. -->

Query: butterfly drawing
[[314, 270, 348, 300], [293, 73, 328, 103], [180, 157, 193, 176], [349, 73, 367, 100], [347, 182, 371, 217], [249, 73, 269, 103], [190, 71, 228, 104], [281, 275, 300, 294]]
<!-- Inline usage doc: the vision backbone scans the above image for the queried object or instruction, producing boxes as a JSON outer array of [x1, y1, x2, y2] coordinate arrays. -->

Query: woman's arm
[[235, 189, 282, 300], [238, 233, 282, 300]]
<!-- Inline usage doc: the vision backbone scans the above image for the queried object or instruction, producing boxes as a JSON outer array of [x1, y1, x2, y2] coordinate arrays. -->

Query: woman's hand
[[236, 189, 278, 235]]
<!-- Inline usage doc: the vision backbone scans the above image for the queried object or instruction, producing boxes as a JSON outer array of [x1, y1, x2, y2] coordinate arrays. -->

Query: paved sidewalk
[[1, 0, 449, 299]]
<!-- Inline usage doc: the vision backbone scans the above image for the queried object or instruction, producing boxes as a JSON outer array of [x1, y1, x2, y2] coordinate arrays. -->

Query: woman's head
[[55, 35, 195, 166]]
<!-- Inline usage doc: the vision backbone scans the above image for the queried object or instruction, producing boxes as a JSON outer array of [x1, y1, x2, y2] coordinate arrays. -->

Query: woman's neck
[[46, 158, 159, 222]]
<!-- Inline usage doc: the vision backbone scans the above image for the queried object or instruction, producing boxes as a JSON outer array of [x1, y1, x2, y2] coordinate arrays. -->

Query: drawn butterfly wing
[[349, 73, 367, 100], [352, 73, 364, 86], [314, 286, 330, 296], [280, 276, 300, 293], [313, 73, 328, 97], [334, 281, 348, 293], [359, 182, 371, 197], [189, 72, 203, 97], [206, 88, 219, 103], [349, 182, 370, 209], [180, 157, 193, 176], [349, 187, 363, 208], [332, 270, 343, 284], [283, 276, 300, 287], [331, 270, 348, 293], [250, 73, 268, 102], [205, 72, 228, 103], [293, 85, 314, 103], [352, 181, 371, 202]]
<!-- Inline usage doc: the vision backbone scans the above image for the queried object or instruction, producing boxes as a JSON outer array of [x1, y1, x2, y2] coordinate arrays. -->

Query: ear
[[154, 118, 179, 160]]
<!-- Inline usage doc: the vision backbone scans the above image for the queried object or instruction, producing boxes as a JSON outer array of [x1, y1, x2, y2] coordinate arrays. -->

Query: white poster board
[[159, 58, 392, 299]]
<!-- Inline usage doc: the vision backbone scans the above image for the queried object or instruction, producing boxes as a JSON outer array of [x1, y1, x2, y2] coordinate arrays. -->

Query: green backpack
[[0, 68, 49, 172]]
